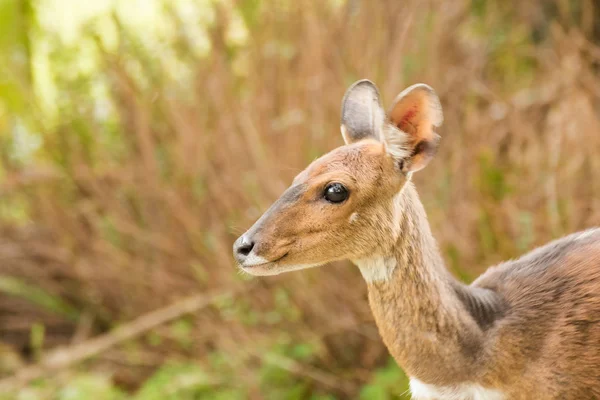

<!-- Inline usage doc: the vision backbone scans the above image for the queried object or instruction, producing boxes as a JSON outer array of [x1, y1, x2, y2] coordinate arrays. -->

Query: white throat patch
[[353, 256, 397, 283], [409, 378, 505, 400]]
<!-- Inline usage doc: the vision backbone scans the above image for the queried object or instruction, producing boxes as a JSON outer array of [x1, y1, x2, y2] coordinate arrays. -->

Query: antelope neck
[[360, 183, 489, 385]]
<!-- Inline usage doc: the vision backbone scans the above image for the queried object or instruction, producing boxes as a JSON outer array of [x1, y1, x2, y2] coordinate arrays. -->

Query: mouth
[[238, 248, 325, 277], [242, 252, 289, 270]]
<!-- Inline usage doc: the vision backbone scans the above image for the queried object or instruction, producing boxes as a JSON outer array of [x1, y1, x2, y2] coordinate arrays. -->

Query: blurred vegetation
[[1, 0, 600, 398]]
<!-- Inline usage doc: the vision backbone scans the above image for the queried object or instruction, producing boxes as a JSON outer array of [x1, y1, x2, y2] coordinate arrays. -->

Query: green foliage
[[57, 375, 126, 400], [169, 318, 194, 350], [134, 362, 238, 400], [1, 0, 597, 399], [3, 343, 324, 399], [0, 275, 79, 321], [98, 216, 122, 248], [4, 366, 243, 400], [477, 151, 510, 202], [1, 373, 126, 400], [446, 243, 473, 283], [29, 322, 45, 361], [516, 211, 535, 252], [0, 194, 31, 224], [238, 0, 262, 29], [359, 358, 410, 400], [309, 395, 338, 400], [0, 0, 33, 114], [466, 0, 536, 91]]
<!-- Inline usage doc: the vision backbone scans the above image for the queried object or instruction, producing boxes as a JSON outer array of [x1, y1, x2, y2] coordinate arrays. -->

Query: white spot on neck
[[353, 256, 397, 283], [352, 183, 412, 283], [409, 378, 505, 400]]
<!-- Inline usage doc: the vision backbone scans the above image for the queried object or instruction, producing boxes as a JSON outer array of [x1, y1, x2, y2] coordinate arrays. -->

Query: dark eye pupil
[[324, 183, 348, 203]]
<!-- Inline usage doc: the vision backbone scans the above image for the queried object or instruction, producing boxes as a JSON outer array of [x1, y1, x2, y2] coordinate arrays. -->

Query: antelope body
[[233, 80, 600, 399]]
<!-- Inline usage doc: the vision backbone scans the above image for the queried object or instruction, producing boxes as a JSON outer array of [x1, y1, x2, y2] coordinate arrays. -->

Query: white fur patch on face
[[241, 253, 269, 267], [349, 212, 359, 223], [353, 256, 397, 283], [242, 262, 322, 276], [409, 378, 505, 400]]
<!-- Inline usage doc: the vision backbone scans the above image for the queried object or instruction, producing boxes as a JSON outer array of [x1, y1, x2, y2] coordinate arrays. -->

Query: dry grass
[[1, 0, 600, 396]]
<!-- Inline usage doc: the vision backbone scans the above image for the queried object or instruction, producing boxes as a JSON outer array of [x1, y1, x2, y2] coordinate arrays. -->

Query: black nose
[[234, 235, 255, 260]]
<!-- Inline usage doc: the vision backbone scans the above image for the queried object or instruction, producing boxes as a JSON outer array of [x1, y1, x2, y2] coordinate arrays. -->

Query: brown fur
[[366, 182, 600, 399], [237, 139, 407, 273], [234, 80, 600, 399]]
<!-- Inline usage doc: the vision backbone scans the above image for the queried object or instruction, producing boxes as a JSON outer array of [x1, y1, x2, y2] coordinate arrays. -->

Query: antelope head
[[233, 80, 443, 276]]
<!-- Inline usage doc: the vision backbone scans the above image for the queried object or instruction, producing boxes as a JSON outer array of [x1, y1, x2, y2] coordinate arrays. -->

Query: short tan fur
[[233, 79, 600, 400]]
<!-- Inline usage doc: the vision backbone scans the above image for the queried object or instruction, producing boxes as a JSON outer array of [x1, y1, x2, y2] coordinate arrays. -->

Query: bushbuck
[[233, 79, 600, 399]]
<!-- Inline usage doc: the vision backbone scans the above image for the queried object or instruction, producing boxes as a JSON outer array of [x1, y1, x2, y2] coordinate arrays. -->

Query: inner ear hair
[[398, 135, 440, 174], [384, 83, 443, 173], [382, 123, 413, 162]]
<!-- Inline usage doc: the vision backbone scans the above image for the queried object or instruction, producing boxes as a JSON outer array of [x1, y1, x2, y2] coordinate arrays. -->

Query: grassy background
[[1, 0, 600, 398]]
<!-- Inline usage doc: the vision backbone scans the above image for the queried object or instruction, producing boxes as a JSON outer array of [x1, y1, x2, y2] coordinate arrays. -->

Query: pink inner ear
[[399, 106, 418, 128]]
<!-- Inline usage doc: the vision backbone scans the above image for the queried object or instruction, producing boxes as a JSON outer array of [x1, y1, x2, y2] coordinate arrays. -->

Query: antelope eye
[[324, 183, 348, 203]]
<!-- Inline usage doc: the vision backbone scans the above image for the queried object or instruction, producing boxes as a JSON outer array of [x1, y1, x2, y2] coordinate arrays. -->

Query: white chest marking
[[409, 378, 505, 400], [353, 256, 397, 283]]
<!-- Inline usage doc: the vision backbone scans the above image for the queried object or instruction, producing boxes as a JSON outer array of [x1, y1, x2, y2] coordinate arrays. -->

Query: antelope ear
[[386, 84, 443, 173], [340, 80, 385, 144]]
